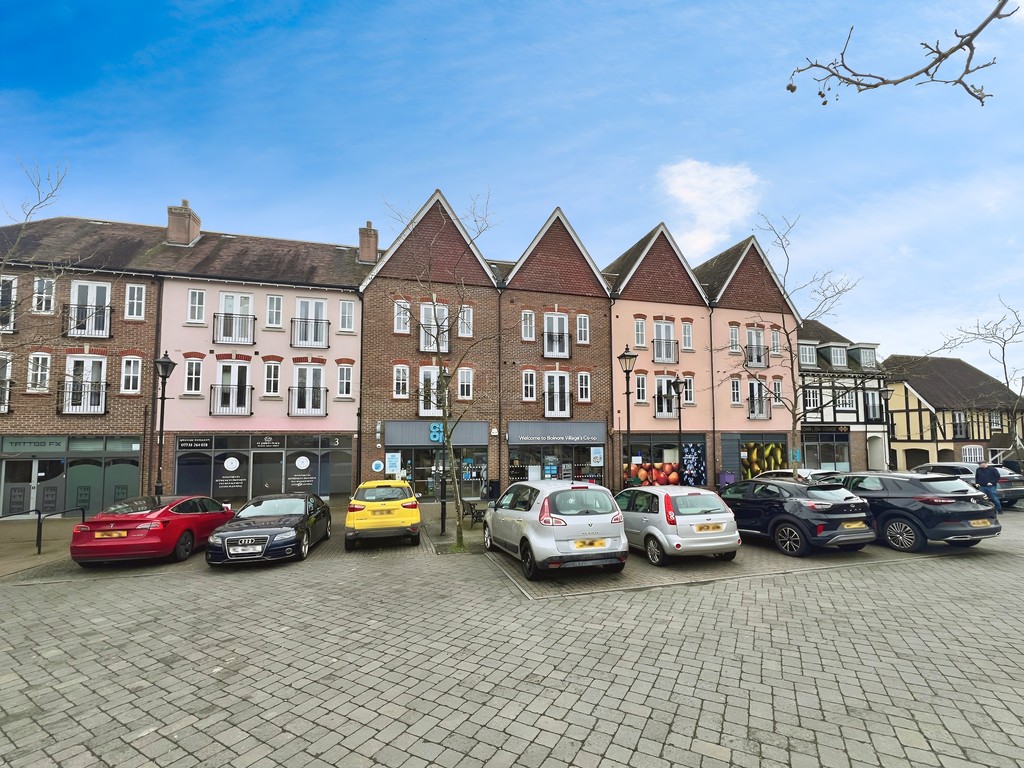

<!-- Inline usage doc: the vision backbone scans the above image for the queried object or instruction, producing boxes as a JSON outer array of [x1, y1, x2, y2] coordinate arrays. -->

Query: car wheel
[[883, 518, 927, 553], [520, 543, 540, 581], [772, 523, 810, 557], [410, 533, 420, 546], [713, 550, 737, 561], [344, 538, 355, 552], [483, 524, 495, 551], [295, 532, 310, 561], [604, 562, 626, 574], [837, 543, 867, 552], [172, 531, 195, 562], [645, 536, 668, 567], [947, 539, 981, 548], [323, 517, 332, 541]]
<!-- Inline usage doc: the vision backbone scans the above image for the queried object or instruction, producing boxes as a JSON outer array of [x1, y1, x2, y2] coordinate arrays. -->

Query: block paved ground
[[1, 512, 1023, 768]]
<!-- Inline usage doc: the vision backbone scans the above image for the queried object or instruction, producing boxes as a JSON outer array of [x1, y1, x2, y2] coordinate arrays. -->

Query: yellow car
[[345, 480, 421, 550]]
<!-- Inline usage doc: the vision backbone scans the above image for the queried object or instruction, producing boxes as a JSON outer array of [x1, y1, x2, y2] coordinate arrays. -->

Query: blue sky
[[2, 1, 1022, 383]]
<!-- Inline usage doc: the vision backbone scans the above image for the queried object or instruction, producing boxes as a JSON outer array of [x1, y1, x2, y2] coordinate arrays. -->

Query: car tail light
[[913, 496, 955, 505], [663, 494, 677, 526], [136, 521, 164, 530], [816, 524, 825, 535], [348, 503, 366, 512], [611, 511, 623, 524], [538, 498, 566, 526], [401, 500, 419, 509], [796, 499, 833, 510], [73, 524, 89, 533]]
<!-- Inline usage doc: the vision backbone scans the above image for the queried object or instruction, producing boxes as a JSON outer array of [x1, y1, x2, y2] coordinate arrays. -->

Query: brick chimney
[[358, 220, 379, 263], [167, 199, 202, 246]]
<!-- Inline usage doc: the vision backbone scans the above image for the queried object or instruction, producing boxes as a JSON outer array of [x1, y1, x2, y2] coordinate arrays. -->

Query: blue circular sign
[[371, 460, 385, 473]]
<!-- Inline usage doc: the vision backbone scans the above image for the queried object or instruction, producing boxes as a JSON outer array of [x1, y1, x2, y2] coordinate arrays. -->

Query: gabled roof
[[692, 236, 801, 320], [0, 216, 370, 288], [359, 189, 496, 291], [882, 355, 1022, 410], [503, 208, 609, 296], [797, 319, 851, 346], [602, 223, 708, 304]]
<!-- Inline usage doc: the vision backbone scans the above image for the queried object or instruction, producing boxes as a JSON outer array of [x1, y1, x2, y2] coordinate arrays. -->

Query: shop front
[[621, 433, 708, 488], [506, 421, 607, 487], [174, 433, 353, 509], [1, 435, 141, 517], [800, 425, 852, 472], [380, 421, 490, 501]]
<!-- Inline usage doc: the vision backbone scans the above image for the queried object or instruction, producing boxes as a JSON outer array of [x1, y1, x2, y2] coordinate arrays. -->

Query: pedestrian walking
[[976, 460, 1003, 514]]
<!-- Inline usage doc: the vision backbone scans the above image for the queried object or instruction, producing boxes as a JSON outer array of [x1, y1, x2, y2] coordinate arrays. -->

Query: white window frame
[[522, 370, 537, 401], [544, 371, 571, 418], [32, 277, 55, 314], [457, 368, 474, 400], [635, 374, 647, 403], [28, 353, 51, 391], [543, 312, 570, 358], [420, 303, 450, 353], [576, 314, 590, 345], [419, 366, 444, 417], [337, 364, 354, 397], [292, 364, 326, 415], [64, 356, 107, 414], [681, 322, 693, 351], [521, 310, 535, 341], [294, 297, 327, 347], [682, 376, 695, 404], [339, 300, 355, 333], [266, 295, 283, 328], [830, 347, 848, 367], [772, 380, 783, 406], [730, 379, 741, 405], [68, 280, 111, 338], [264, 362, 281, 396], [799, 345, 817, 366], [962, 445, 984, 463], [458, 306, 473, 338], [634, 318, 647, 348], [864, 389, 880, 420], [803, 387, 821, 411], [393, 365, 409, 399], [125, 284, 146, 320], [0, 353, 10, 413], [654, 377, 675, 418], [0, 276, 17, 332], [990, 412, 1003, 431], [835, 388, 855, 410], [748, 380, 770, 418], [577, 372, 591, 403], [745, 328, 766, 367], [188, 289, 206, 324], [120, 357, 142, 394], [184, 359, 203, 395], [728, 326, 740, 354], [771, 329, 781, 355], [214, 361, 251, 415], [861, 349, 877, 369], [394, 300, 411, 334]]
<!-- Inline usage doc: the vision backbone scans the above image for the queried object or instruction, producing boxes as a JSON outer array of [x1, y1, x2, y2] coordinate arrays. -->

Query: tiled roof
[[691, 238, 749, 303], [797, 319, 851, 345], [602, 225, 660, 295], [0, 216, 371, 288], [882, 354, 1022, 409]]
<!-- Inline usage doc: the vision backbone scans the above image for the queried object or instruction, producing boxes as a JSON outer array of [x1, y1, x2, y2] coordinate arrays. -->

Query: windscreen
[[236, 497, 305, 518]]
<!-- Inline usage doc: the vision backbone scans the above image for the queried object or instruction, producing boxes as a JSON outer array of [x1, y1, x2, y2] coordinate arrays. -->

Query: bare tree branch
[[789, 1, 1018, 106]]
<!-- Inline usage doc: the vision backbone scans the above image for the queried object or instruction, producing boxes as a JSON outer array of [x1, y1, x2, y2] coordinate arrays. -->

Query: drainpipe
[[708, 300, 718, 488]]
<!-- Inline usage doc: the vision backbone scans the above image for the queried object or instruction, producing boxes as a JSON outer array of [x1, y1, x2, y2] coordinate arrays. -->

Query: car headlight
[[275, 530, 297, 542], [207, 534, 220, 546]]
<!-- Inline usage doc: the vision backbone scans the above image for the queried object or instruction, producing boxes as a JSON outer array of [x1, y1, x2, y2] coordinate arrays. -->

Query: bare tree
[[789, 1, 1018, 106]]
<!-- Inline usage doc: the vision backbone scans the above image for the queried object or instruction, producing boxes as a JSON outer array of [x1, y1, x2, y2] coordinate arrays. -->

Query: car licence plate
[[969, 519, 992, 528], [229, 545, 262, 554], [841, 521, 867, 529], [575, 539, 605, 549], [95, 531, 127, 538], [695, 523, 723, 533], [372, 510, 392, 515]]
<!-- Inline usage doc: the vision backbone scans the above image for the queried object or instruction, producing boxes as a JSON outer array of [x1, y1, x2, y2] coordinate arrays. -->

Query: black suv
[[719, 479, 875, 557], [911, 462, 1024, 508], [830, 471, 1001, 552]]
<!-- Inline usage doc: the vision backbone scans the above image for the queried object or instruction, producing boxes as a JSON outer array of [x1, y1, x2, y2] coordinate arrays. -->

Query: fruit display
[[739, 441, 786, 479], [621, 445, 707, 487]]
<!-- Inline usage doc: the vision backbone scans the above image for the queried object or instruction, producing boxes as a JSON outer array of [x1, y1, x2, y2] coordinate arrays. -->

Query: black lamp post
[[617, 345, 638, 488], [671, 375, 684, 483], [153, 351, 177, 496], [880, 386, 893, 469]]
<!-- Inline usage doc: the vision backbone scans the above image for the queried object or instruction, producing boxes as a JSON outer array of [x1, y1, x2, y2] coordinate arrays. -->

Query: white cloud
[[657, 159, 763, 259]]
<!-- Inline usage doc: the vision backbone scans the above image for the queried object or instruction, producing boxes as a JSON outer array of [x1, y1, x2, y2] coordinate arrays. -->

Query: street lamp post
[[617, 345, 638, 489], [671, 375, 684, 484], [880, 385, 893, 470], [153, 351, 177, 496]]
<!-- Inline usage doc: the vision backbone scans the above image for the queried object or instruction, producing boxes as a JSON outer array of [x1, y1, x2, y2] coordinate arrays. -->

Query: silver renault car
[[483, 480, 628, 580], [615, 486, 741, 566]]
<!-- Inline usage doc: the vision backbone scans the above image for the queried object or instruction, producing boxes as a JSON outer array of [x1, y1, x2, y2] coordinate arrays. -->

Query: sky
[[2, 1, 1022, 385]]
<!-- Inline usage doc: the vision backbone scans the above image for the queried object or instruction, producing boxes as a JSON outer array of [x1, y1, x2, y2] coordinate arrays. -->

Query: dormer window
[[799, 345, 817, 366], [830, 348, 847, 367], [860, 349, 876, 368]]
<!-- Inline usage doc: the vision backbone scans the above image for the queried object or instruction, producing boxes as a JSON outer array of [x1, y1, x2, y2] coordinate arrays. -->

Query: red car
[[70, 495, 234, 567]]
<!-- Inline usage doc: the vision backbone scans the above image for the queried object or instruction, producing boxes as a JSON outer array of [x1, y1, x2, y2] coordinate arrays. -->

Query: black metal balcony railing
[[543, 332, 572, 359], [654, 394, 676, 418], [57, 379, 107, 415], [0, 378, 12, 413], [288, 386, 328, 416], [653, 339, 679, 364], [747, 396, 771, 420], [542, 389, 572, 418], [745, 345, 767, 367], [209, 384, 254, 416], [63, 304, 111, 338], [290, 318, 330, 348], [213, 313, 257, 344]]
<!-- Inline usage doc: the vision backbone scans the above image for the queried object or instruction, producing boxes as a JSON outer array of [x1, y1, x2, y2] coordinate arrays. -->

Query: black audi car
[[719, 478, 875, 557], [206, 492, 332, 566]]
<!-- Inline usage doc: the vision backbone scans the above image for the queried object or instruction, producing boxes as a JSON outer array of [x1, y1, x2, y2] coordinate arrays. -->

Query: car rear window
[[354, 486, 410, 502], [103, 496, 174, 514], [549, 489, 616, 516], [806, 485, 857, 502], [918, 478, 977, 494], [670, 494, 730, 515]]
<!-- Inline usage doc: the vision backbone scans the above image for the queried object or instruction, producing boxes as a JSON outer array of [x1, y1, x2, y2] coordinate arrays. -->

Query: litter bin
[[487, 479, 501, 500], [718, 471, 736, 488]]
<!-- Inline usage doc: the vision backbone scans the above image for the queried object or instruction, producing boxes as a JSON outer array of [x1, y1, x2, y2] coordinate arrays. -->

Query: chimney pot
[[359, 221, 379, 263]]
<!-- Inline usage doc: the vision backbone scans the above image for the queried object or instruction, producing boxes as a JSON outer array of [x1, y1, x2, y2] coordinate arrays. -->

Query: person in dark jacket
[[976, 460, 1002, 514]]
